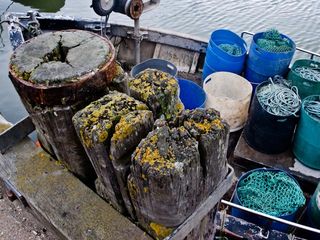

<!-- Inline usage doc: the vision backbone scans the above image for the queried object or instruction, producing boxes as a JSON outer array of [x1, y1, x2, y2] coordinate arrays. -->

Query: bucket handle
[[203, 76, 213, 88], [167, 63, 175, 71]]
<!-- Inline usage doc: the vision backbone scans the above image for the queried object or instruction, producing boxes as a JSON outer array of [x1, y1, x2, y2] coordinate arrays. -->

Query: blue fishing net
[[218, 43, 243, 56], [256, 29, 293, 53], [237, 171, 306, 216]]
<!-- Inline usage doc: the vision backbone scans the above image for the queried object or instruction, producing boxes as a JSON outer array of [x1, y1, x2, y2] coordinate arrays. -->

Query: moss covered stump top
[[10, 30, 113, 85]]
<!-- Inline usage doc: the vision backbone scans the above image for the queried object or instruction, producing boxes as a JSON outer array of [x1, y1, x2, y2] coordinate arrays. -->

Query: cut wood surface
[[0, 136, 151, 240], [8, 30, 120, 182]]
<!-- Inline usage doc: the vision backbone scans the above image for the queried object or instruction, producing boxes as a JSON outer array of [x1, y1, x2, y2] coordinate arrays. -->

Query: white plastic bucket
[[203, 72, 252, 132]]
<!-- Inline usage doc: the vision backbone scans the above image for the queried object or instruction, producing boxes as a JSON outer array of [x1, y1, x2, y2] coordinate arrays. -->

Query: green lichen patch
[[73, 91, 148, 148], [10, 30, 112, 85], [128, 69, 183, 120]]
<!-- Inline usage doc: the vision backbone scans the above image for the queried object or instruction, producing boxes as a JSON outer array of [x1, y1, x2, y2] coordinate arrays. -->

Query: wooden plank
[[0, 116, 34, 154], [0, 137, 151, 240], [167, 166, 234, 240], [234, 132, 320, 185]]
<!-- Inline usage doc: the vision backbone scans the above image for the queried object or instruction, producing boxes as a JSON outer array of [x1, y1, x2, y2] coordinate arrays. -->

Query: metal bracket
[[0, 116, 35, 154]]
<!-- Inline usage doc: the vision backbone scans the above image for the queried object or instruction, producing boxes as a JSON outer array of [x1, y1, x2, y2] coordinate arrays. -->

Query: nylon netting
[[218, 43, 242, 56], [237, 171, 306, 216], [256, 29, 293, 53]]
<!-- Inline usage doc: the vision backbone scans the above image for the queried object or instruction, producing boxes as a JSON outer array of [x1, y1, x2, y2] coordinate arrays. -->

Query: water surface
[[0, 0, 319, 123]]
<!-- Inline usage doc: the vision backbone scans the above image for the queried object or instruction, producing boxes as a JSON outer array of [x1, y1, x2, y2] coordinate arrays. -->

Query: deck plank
[[233, 133, 320, 185], [0, 137, 150, 240]]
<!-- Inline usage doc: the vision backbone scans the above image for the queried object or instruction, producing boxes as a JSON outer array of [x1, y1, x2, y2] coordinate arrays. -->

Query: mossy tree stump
[[9, 30, 119, 182], [73, 91, 154, 212]]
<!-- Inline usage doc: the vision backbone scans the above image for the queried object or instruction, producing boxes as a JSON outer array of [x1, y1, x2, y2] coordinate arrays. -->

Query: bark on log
[[8, 30, 119, 182]]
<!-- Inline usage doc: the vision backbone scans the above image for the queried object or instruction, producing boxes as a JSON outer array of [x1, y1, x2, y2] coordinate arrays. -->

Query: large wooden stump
[[128, 108, 229, 239], [73, 91, 154, 212], [9, 30, 119, 182]]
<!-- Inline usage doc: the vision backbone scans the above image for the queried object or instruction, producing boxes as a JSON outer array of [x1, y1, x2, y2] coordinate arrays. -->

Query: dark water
[[0, 0, 319, 123]]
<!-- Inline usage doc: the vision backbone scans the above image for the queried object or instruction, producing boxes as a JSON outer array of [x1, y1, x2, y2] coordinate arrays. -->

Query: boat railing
[[241, 31, 320, 60], [221, 199, 320, 235]]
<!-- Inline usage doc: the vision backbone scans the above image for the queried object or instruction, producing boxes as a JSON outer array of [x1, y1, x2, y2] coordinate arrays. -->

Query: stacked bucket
[[203, 28, 320, 234], [202, 29, 247, 80]]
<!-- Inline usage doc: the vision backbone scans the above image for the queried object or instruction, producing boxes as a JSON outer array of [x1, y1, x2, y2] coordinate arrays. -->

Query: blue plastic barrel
[[202, 29, 247, 80], [178, 78, 206, 109], [131, 58, 177, 77], [245, 32, 296, 83], [231, 168, 302, 232], [202, 60, 216, 80]]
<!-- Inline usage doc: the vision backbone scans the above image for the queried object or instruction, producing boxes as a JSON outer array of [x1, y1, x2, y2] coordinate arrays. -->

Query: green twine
[[256, 29, 293, 53], [237, 171, 306, 216], [218, 43, 243, 56]]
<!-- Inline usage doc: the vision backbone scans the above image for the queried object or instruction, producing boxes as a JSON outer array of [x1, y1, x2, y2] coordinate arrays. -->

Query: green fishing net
[[256, 29, 293, 53], [218, 43, 243, 56], [237, 171, 306, 216]]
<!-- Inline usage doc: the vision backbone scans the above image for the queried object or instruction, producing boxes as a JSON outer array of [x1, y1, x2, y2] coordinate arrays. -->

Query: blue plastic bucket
[[202, 29, 247, 80], [178, 78, 206, 109], [245, 32, 296, 83], [202, 60, 216, 80], [231, 168, 303, 232], [131, 58, 177, 77]]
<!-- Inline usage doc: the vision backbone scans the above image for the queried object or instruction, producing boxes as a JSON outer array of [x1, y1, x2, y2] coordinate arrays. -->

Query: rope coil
[[257, 76, 301, 117], [294, 67, 320, 82], [304, 99, 320, 121]]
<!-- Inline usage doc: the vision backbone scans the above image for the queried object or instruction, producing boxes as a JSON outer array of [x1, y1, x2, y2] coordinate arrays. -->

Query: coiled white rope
[[257, 76, 301, 117]]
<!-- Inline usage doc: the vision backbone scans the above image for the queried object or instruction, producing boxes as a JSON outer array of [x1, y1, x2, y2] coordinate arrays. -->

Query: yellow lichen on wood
[[185, 118, 224, 134], [73, 91, 148, 147], [149, 222, 173, 240], [112, 110, 151, 144]]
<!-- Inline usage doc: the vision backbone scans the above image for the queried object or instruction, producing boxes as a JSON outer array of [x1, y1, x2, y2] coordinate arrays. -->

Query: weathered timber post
[[128, 69, 184, 119], [128, 108, 229, 239], [8, 30, 119, 182], [176, 108, 230, 197], [73, 91, 154, 212]]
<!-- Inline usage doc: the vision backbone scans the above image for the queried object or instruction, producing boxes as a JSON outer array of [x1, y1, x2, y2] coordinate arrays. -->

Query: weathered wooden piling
[[73, 91, 154, 212], [128, 69, 184, 119], [176, 108, 230, 197], [128, 108, 229, 239], [9, 30, 119, 182]]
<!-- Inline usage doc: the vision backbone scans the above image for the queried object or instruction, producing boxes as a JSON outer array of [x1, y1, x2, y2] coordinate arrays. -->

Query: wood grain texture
[[0, 137, 151, 240]]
